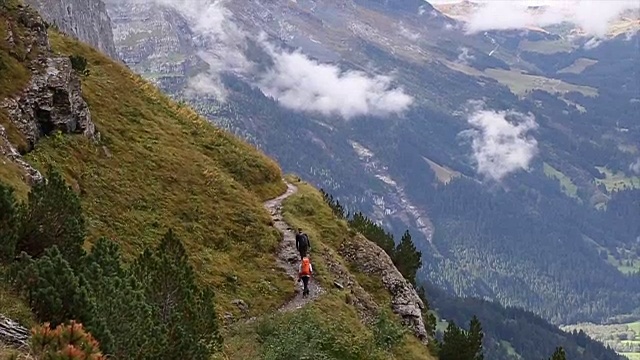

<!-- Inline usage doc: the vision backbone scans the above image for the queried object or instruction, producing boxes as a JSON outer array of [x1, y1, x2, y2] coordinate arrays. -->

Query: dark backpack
[[298, 233, 310, 249]]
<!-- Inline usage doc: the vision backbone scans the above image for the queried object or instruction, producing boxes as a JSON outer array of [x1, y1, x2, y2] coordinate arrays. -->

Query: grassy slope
[[0, 7, 436, 359], [279, 176, 435, 360], [0, 14, 297, 328]]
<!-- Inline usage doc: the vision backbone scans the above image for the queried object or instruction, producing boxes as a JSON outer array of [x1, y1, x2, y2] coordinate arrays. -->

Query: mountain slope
[[0, 2, 436, 359], [103, 0, 640, 327]]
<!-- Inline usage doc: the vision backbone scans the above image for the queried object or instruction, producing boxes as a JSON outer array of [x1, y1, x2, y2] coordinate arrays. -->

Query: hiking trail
[[263, 181, 325, 313]]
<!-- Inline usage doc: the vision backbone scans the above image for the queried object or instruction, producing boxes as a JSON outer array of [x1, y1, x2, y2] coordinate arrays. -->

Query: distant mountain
[[103, 0, 640, 327]]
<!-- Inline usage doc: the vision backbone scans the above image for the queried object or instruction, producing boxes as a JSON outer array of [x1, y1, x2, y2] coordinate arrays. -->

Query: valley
[[1, 0, 639, 358]]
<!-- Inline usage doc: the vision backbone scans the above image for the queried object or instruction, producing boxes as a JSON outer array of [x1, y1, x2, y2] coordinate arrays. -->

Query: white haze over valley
[[430, 0, 640, 37], [149, 0, 413, 119]]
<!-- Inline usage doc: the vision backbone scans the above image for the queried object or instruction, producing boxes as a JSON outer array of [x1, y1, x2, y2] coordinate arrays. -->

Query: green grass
[[279, 176, 435, 360], [484, 68, 598, 97], [558, 58, 598, 74], [518, 39, 577, 54], [595, 166, 640, 191], [0, 20, 293, 326], [543, 162, 579, 199]]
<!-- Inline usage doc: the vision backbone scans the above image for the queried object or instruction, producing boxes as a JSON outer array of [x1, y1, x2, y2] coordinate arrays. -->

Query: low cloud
[[459, 102, 539, 181], [456, 0, 640, 38], [630, 158, 640, 174], [154, 0, 252, 100], [146, 0, 412, 119], [258, 46, 413, 119]]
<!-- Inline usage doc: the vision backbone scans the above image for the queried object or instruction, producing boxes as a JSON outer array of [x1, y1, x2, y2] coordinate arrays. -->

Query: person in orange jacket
[[298, 256, 313, 297]]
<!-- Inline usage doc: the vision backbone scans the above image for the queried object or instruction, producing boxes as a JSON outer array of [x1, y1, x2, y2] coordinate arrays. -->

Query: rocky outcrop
[[0, 315, 29, 348], [339, 234, 430, 345], [0, 5, 97, 184], [24, 0, 118, 59], [2, 56, 96, 150]]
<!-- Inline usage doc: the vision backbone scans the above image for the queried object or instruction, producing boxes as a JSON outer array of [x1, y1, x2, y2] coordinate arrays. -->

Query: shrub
[[69, 55, 89, 76], [372, 310, 406, 351], [29, 321, 105, 359]]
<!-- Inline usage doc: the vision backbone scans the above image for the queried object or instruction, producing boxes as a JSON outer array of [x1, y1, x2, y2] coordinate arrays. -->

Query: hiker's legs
[[299, 247, 307, 260], [302, 276, 310, 296]]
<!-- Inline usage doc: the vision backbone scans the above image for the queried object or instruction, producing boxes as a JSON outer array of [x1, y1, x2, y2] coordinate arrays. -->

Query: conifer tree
[[468, 315, 484, 360], [132, 229, 222, 359], [549, 347, 567, 360], [440, 321, 467, 360], [10, 246, 96, 328], [0, 182, 18, 262], [393, 230, 422, 285], [82, 238, 160, 359], [17, 167, 86, 261]]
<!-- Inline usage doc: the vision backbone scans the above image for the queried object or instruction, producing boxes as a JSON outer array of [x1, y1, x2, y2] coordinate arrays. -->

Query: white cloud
[[630, 158, 640, 174], [152, 0, 253, 100], [258, 46, 413, 119], [459, 102, 539, 181], [451, 0, 640, 38], [142, 0, 412, 119]]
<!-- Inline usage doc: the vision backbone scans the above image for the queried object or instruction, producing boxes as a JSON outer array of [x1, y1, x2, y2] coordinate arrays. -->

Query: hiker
[[298, 256, 313, 297], [295, 228, 310, 260]]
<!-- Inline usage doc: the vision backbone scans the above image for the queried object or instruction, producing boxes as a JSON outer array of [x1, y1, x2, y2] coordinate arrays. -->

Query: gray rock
[[339, 235, 430, 345], [231, 299, 249, 313], [0, 315, 29, 349], [2, 56, 96, 150], [25, 0, 119, 60], [0, 6, 96, 185]]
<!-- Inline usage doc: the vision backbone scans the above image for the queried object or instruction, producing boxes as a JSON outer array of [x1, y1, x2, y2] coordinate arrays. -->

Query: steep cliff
[[24, 0, 118, 59]]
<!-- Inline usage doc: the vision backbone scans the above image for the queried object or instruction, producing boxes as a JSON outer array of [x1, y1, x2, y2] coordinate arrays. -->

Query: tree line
[[0, 168, 221, 359]]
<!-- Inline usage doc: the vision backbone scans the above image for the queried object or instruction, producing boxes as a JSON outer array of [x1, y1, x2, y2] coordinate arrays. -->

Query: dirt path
[[263, 181, 325, 313]]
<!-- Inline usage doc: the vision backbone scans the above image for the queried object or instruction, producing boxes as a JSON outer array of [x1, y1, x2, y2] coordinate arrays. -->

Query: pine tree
[[10, 246, 96, 328], [549, 347, 567, 360], [393, 230, 422, 285], [132, 229, 222, 359], [468, 315, 484, 360], [81, 238, 160, 359], [17, 167, 86, 261], [440, 321, 467, 360], [0, 182, 19, 262]]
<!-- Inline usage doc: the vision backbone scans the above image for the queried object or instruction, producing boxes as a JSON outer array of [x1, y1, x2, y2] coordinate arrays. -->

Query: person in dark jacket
[[295, 228, 310, 260]]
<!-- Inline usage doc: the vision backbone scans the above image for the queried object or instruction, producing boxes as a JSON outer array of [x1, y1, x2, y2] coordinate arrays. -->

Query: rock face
[[0, 5, 97, 184], [340, 234, 430, 344], [2, 57, 96, 150], [24, 0, 118, 59], [0, 315, 29, 348], [104, 0, 208, 92]]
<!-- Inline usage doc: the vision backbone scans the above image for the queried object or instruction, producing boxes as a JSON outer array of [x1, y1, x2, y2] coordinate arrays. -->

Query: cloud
[[456, 0, 640, 38], [630, 158, 640, 174], [459, 102, 539, 181], [258, 45, 413, 119], [142, 0, 412, 119], [152, 0, 253, 100]]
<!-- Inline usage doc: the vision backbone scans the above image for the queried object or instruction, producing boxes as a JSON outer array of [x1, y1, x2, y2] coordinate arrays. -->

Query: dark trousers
[[298, 247, 308, 259], [301, 276, 310, 296]]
